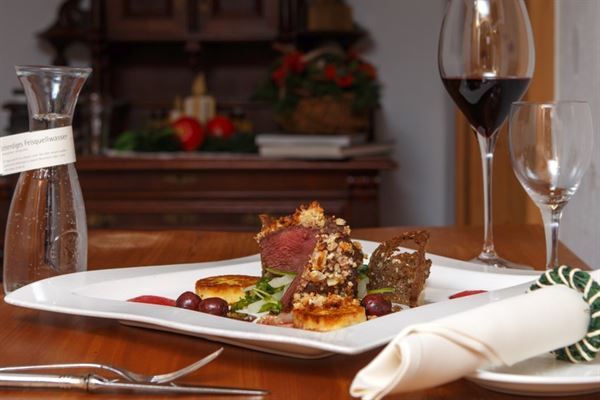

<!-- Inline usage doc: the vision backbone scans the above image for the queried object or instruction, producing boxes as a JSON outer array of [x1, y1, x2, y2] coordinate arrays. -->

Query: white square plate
[[5, 240, 540, 359]]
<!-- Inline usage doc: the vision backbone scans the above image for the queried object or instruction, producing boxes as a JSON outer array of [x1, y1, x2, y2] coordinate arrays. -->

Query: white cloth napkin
[[350, 284, 592, 400]]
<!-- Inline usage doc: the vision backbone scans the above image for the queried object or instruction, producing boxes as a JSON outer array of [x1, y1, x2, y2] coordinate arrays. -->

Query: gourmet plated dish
[[130, 202, 433, 331]]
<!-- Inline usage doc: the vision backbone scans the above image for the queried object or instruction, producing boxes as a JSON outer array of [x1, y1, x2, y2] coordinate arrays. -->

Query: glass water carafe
[[3, 65, 91, 293]]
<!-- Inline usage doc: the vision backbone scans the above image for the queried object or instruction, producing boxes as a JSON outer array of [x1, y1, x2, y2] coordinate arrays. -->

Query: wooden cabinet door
[[194, 0, 279, 41], [106, 0, 188, 41]]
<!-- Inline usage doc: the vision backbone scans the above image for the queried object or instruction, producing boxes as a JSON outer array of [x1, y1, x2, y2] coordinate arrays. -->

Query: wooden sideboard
[[31, 0, 366, 148], [0, 154, 395, 238]]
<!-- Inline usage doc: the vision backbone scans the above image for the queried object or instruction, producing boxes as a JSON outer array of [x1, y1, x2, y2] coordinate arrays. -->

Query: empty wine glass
[[438, 0, 535, 268], [509, 101, 593, 269]]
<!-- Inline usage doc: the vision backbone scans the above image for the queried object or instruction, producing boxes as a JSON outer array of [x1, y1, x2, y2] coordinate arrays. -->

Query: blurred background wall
[[0, 0, 64, 132], [347, 0, 455, 227], [556, 1, 600, 269], [0, 0, 457, 228]]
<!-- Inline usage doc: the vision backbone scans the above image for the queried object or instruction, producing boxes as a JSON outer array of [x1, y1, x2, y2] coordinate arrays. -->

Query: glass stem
[[476, 132, 499, 260], [540, 206, 563, 270]]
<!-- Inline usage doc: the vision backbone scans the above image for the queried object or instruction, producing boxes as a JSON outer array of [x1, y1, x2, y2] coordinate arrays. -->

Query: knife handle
[[0, 372, 87, 390]]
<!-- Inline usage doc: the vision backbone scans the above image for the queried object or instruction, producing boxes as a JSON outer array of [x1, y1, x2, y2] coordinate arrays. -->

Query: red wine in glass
[[441, 77, 531, 138], [438, 0, 535, 269]]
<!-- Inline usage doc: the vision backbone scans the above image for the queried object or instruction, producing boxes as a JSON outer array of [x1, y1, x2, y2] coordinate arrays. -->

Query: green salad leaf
[[231, 268, 296, 315], [357, 264, 369, 280]]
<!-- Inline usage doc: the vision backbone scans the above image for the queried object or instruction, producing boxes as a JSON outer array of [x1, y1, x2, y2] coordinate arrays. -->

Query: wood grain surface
[[0, 225, 596, 400]]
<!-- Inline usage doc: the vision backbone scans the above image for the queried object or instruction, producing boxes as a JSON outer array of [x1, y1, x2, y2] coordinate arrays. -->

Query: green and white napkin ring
[[530, 265, 600, 363]]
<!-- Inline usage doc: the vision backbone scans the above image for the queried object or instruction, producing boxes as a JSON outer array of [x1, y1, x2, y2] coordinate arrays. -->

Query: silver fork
[[0, 347, 223, 384]]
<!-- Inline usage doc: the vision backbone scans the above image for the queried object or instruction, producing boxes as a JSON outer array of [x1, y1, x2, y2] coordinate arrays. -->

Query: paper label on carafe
[[0, 126, 76, 175]]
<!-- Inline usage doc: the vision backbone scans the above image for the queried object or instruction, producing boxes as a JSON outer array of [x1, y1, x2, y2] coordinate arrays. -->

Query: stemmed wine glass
[[438, 0, 535, 268], [509, 101, 593, 269]]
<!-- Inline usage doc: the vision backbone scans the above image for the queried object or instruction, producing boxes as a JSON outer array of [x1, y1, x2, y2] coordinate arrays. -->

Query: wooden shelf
[[0, 155, 396, 235], [79, 153, 395, 170]]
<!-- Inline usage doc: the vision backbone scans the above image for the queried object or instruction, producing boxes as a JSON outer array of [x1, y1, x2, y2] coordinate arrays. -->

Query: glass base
[[471, 252, 534, 270]]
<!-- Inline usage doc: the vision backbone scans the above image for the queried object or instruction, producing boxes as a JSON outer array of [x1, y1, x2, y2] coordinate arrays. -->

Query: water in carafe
[[3, 66, 91, 293]]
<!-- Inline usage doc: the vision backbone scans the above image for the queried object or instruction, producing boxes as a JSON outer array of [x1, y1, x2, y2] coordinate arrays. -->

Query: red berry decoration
[[324, 64, 337, 80], [358, 62, 377, 79], [335, 74, 354, 88], [271, 66, 287, 87], [283, 51, 306, 74]]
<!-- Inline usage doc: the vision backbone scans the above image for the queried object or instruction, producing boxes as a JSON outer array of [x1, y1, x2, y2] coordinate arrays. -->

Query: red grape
[[361, 294, 392, 316], [198, 297, 229, 316], [176, 291, 201, 310]]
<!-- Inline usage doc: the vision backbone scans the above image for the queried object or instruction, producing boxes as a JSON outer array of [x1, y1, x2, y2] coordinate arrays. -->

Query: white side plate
[[468, 354, 600, 396], [5, 240, 540, 359]]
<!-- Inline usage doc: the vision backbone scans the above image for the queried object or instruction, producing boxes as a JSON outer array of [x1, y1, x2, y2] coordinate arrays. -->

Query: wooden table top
[[0, 225, 597, 400]]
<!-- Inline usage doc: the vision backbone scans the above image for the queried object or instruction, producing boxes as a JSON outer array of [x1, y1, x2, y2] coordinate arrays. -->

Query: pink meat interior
[[258, 226, 317, 310], [258, 226, 317, 274]]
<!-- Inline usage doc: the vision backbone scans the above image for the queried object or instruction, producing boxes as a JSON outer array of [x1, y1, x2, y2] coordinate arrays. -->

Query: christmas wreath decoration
[[254, 46, 381, 135]]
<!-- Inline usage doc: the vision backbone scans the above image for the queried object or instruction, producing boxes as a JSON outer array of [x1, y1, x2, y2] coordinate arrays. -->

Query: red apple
[[206, 115, 235, 139], [171, 116, 204, 151]]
